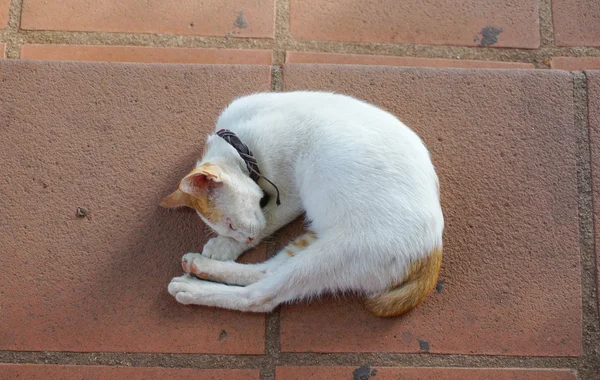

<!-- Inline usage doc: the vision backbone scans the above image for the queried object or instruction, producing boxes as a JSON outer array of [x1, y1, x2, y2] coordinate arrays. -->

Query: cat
[[161, 91, 444, 317]]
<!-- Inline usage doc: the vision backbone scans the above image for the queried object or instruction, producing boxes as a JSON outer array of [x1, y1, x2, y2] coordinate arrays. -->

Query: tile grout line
[[270, 0, 286, 92], [4, 31, 600, 57], [261, 232, 283, 380], [538, 0, 555, 52], [272, 0, 290, 66], [0, 350, 583, 369], [2, 35, 600, 67], [276, 352, 581, 369], [572, 71, 600, 379], [583, 71, 600, 327], [537, 0, 555, 67], [262, 3, 286, 375], [4, 0, 24, 58], [271, 65, 282, 92]]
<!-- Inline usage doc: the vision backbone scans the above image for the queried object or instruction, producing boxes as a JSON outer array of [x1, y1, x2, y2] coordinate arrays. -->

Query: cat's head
[[159, 162, 266, 244]]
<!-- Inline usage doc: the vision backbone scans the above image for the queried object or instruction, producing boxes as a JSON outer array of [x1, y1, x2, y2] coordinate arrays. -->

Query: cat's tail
[[363, 246, 442, 317]]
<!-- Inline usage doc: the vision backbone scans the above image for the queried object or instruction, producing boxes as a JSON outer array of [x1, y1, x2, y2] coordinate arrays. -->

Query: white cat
[[161, 91, 444, 317]]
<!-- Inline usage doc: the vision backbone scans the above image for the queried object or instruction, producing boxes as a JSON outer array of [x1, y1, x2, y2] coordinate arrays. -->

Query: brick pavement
[[1, 0, 599, 379]]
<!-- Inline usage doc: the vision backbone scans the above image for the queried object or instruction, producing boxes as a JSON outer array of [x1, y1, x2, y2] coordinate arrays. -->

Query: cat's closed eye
[[229, 224, 237, 231]]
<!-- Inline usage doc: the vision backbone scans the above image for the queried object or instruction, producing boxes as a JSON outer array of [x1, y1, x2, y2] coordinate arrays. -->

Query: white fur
[[168, 91, 444, 312]]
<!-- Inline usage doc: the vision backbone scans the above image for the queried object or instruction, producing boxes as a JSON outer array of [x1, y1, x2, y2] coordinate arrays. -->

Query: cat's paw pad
[[168, 274, 201, 305], [181, 252, 211, 279], [201, 237, 245, 261]]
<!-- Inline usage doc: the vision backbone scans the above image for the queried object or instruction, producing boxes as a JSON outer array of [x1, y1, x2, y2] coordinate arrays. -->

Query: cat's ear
[[159, 189, 190, 208], [159, 163, 223, 208], [178, 164, 223, 197]]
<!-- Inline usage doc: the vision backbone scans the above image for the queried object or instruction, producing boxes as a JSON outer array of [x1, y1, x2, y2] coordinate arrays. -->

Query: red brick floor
[[0, 0, 597, 69], [552, 0, 600, 47], [286, 52, 535, 69], [20, 0, 276, 38], [1, 59, 596, 377], [290, 0, 539, 48], [0, 61, 270, 354], [280, 65, 581, 356], [20, 45, 273, 64], [0, 364, 259, 380], [552, 57, 600, 71], [0, 0, 8, 29], [1, 0, 599, 378], [276, 366, 577, 380]]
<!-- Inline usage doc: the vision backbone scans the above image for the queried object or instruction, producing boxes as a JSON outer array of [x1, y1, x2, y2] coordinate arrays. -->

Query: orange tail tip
[[363, 246, 443, 318]]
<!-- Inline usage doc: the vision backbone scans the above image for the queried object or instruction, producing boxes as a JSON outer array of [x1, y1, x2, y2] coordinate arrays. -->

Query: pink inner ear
[[180, 173, 209, 196]]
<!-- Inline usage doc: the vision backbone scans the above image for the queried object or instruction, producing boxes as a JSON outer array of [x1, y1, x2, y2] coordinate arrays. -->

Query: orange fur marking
[[195, 272, 209, 279], [188, 191, 223, 224], [363, 246, 443, 318], [280, 232, 319, 258], [292, 238, 310, 248], [159, 162, 224, 224], [159, 188, 190, 208]]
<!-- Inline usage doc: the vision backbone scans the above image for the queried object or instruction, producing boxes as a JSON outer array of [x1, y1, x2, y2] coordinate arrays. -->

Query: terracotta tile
[[290, 0, 539, 48], [0, 364, 259, 379], [276, 366, 576, 380], [281, 65, 581, 356], [587, 71, 600, 315], [287, 52, 535, 69], [551, 57, 600, 71], [0, 0, 8, 29], [21, 45, 273, 65], [0, 60, 271, 353], [553, 0, 600, 47], [21, 0, 275, 38]]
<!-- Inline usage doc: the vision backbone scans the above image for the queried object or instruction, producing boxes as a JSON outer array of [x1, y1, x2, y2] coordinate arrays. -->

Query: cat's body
[[162, 91, 444, 316]]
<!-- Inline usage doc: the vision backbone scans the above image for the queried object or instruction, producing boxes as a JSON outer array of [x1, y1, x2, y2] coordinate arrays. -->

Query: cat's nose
[[247, 237, 254, 244]]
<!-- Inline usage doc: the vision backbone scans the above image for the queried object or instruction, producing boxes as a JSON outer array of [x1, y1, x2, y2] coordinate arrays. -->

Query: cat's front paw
[[201, 236, 246, 261], [168, 274, 202, 305], [181, 252, 216, 279]]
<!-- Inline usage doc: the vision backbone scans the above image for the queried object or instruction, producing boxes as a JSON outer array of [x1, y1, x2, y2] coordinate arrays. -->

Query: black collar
[[216, 129, 281, 206]]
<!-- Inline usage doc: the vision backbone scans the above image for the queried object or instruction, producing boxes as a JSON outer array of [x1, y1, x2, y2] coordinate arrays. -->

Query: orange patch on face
[[285, 249, 295, 257], [188, 191, 223, 224]]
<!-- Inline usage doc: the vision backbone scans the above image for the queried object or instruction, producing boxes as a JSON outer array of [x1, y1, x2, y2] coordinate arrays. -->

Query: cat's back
[[219, 92, 435, 185], [221, 91, 399, 127], [219, 91, 423, 149]]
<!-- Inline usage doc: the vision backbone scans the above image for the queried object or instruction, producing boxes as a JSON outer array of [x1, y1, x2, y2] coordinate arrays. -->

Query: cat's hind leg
[[181, 231, 317, 286]]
